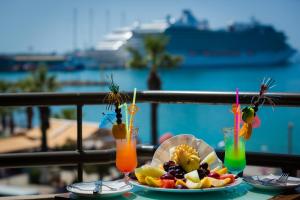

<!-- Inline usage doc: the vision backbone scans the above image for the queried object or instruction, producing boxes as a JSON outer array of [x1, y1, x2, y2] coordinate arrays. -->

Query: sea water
[[1, 63, 300, 154]]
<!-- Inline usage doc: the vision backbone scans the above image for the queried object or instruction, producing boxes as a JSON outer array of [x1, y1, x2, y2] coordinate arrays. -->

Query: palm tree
[[24, 64, 60, 151], [0, 81, 10, 133], [127, 35, 182, 89], [0, 80, 17, 135], [127, 35, 182, 144], [17, 78, 36, 129], [126, 46, 147, 69]]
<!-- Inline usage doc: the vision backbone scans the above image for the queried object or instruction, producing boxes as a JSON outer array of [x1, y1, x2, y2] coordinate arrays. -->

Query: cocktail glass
[[223, 127, 246, 175], [115, 128, 138, 182]]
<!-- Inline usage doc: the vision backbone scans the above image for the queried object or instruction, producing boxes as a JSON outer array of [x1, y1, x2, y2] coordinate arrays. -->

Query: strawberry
[[161, 179, 175, 188]]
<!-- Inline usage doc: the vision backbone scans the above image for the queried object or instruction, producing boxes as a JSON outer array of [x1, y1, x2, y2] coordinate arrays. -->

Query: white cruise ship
[[86, 10, 296, 68]]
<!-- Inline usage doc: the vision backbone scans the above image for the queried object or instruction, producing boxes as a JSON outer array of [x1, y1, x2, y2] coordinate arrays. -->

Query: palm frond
[[126, 46, 147, 69]]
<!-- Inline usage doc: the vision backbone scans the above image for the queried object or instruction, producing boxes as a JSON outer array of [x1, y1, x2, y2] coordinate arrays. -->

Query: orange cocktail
[[116, 138, 137, 173]]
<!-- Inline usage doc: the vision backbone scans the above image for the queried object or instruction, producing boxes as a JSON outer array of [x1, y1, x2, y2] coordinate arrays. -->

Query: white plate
[[130, 178, 242, 193], [67, 180, 133, 197], [243, 174, 300, 190], [151, 134, 223, 171]]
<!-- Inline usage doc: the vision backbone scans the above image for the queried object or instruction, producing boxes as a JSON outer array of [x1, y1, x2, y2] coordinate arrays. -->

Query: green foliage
[[16, 63, 59, 93], [57, 138, 76, 150], [17, 77, 35, 92], [53, 108, 76, 120], [108, 74, 119, 94], [0, 80, 11, 92], [0, 80, 17, 120], [126, 35, 182, 71], [28, 168, 42, 184], [126, 46, 147, 69], [0, 80, 18, 93], [159, 53, 183, 68], [31, 64, 60, 92], [144, 35, 169, 68]]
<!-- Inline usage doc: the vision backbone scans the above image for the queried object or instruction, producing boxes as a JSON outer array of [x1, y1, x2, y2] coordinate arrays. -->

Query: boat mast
[[73, 8, 78, 51], [89, 8, 94, 49]]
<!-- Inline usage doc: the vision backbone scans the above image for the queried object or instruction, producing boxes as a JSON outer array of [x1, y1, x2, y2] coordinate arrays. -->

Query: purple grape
[[161, 173, 175, 180], [200, 162, 208, 170], [169, 169, 177, 176], [204, 169, 210, 176], [177, 166, 185, 171], [197, 169, 206, 179], [168, 165, 177, 171], [163, 161, 176, 171], [175, 173, 184, 179]]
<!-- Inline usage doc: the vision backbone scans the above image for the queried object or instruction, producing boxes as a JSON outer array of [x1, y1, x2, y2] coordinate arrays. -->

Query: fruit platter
[[130, 134, 242, 192]]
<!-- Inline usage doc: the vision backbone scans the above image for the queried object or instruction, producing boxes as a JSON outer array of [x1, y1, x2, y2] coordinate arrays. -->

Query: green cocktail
[[223, 128, 246, 174]]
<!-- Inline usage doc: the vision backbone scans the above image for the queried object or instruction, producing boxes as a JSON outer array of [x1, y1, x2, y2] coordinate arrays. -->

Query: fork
[[69, 183, 121, 192], [276, 173, 289, 184]]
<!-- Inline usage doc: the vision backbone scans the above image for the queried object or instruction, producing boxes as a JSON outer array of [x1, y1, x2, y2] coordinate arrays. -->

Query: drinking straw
[[234, 88, 240, 151], [124, 104, 129, 134], [119, 103, 129, 140], [128, 88, 137, 141]]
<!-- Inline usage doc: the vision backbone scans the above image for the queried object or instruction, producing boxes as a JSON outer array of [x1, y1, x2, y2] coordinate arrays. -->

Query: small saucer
[[243, 174, 300, 190], [67, 179, 132, 197]]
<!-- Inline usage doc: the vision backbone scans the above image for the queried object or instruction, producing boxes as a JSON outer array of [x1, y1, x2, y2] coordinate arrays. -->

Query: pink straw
[[234, 88, 240, 150]]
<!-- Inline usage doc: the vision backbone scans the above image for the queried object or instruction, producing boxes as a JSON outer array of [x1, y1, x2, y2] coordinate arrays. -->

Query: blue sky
[[0, 0, 299, 53]]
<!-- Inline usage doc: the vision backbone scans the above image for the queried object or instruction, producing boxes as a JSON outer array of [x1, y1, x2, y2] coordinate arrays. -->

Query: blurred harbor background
[[1, 65, 300, 154]]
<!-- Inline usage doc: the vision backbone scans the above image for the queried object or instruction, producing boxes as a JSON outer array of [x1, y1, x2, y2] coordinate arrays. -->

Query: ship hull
[[177, 49, 295, 67]]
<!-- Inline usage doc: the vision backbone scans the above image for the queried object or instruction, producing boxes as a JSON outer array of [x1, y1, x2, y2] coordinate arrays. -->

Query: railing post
[[77, 105, 83, 182], [147, 71, 161, 146], [151, 103, 158, 146]]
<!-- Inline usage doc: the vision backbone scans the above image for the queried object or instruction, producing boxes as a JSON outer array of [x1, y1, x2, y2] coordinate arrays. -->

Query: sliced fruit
[[208, 177, 231, 187], [200, 177, 212, 188], [216, 167, 228, 175], [160, 173, 175, 180], [135, 168, 146, 184], [171, 144, 199, 163], [171, 145, 200, 172], [112, 123, 126, 139], [200, 152, 218, 166], [158, 164, 164, 170], [208, 172, 220, 179], [178, 153, 200, 172], [141, 165, 166, 178], [222, 178, 232, 185], [211, 166, 221, 172], [184, 170, 200, 182], [175, 179, 187, 188], [186, 179, 202, 189], [220, 174, 235, 184], [145, 176, 163, 187], [161, 179, 175, 188]]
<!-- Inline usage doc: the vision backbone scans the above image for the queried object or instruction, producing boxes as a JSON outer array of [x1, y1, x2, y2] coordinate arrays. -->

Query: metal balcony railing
[[0, 91, 300, 182]]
